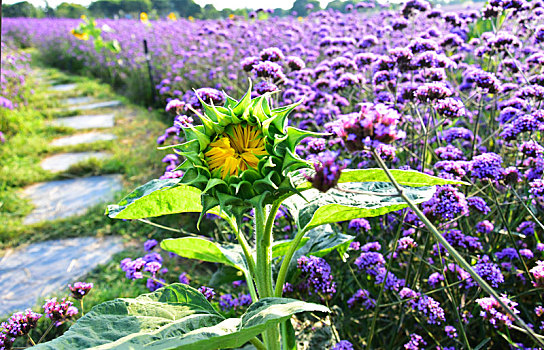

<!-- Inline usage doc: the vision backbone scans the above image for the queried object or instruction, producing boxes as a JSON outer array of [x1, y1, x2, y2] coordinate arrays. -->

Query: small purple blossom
[[68, 282, 93, 299], [43, 297, 78, 326]]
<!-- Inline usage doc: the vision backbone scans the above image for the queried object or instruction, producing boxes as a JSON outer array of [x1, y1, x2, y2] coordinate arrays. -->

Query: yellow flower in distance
[[140, 12, 149, 24], [80, 15, 87, 20], [229, 14, 235, 19], [205, 124, 267, 179], [167, 12, 177, 21], [70, 29, 89, 41], [188, 16, 195, 22]]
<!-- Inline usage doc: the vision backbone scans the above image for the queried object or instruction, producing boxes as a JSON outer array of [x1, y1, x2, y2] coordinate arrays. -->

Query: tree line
[[0, 0, 381, 19]]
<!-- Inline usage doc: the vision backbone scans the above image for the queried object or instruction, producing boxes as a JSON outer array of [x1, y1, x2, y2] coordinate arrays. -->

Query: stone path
[[0, 77, 130, 314], [49, 113, 115, 129], [22, 175, 122, 224], [63, 96, 95, 106], [50, 131, 117, 147], [49, 83, 77, 92], [0, 236, 124, 316], [40, 152, 111, 172], [68, 100, 121, 111]]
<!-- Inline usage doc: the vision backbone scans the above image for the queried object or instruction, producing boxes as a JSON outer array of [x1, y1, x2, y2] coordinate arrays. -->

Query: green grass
[[0, 65, 171, 247]]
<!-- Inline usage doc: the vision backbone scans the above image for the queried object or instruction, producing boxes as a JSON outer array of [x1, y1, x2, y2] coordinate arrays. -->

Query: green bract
[[173, 81, 319, 222]]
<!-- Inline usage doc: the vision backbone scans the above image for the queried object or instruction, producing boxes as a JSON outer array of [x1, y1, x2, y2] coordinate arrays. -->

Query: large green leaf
[[161, 237, 250, 275], [337, 169, 467, 187], [35, 284, 328, 350], [302, 225, 354, 258], [283, 181, 435, 232], [106, 179, 219, 219]]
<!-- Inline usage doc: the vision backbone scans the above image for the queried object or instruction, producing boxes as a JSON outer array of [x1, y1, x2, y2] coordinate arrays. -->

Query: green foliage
[[161, 237, 250, 276], [336, 168, 468, 187], [467, 14, 506, 40], [283, 181, 436, 233], [35, 284, 328, 349], [2, 1, 43, 18], [106, 179, 217, 219], [55, 2, 88, 18]]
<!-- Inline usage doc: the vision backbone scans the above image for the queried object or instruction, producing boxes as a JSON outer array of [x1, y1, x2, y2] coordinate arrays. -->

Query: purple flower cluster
[[68, 282, 93, 299], [297, 255, 337, 296], [403, 333, 427, 350], [347, 289, 376, 309], [198, 286, 216, 301], [331, 340, 354, 350], [306, 151, 348, 193], [476, 294, 520, 328], [1, 309, 42, 338], [219, 293, 252, 311], [328, 103, 405, 152], [43, 297, 78, 326], [399, 287, 446, 325], [423, 185, 469, 221]]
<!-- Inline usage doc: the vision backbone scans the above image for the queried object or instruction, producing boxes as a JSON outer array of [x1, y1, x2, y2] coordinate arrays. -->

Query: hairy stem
[[255, 205, 280, 350]]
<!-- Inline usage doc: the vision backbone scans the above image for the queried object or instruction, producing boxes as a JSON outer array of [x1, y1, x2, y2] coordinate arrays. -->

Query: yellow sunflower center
[[205, 124, 268, 179]]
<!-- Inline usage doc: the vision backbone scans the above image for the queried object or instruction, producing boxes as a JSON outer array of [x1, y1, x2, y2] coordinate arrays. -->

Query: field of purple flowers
[[3, 0, 544, 348]]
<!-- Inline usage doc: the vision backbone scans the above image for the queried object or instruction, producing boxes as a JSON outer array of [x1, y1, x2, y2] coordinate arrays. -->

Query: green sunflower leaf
[[337, 169, 469, 187], [106, 179, 219, 219], [161, 237, 250, 275], [34, 284, 329, 350], [282, 182, 436, 232], [232, 80, 252, 115]]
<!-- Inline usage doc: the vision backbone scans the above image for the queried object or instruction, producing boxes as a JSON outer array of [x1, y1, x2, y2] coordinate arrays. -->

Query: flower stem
[[27, 334, 36, 346], [274, 226, 309, 298], [80, 299, 85, 317], [255, 204, 280, 350], [225, 213, 258, 301], [372, 150, 544, 348], [38, 322, 55, 344]]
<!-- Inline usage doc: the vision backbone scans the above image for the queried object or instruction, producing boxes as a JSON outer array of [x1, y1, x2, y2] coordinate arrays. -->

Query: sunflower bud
[[172, 81, 321, 222]]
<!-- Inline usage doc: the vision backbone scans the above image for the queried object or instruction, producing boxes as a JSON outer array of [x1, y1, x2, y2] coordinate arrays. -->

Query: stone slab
[[49, 83, 77, 92], [49, 114, 115, 129], [0, 236, 124, 316], [22, 174, 123, 225], [40, 152, 111, 172], [68, 100, 121, 111], [50, 132, 117, 147], [63, 96, 95, 106]]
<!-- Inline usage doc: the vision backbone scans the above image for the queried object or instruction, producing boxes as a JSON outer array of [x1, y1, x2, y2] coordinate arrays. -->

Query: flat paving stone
[[50, 132, 117, 147], [68, 100, 121, 111], [63, 96, 95, 106], [22, 174, 123, 225], [49, 83, 77, 92], [49, 114, 115, 129], [40, 152, 111, 172], [0, 236, 124, 316]]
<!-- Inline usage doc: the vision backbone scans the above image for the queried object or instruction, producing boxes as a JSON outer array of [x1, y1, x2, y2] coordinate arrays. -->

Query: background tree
[[326, 0, 357, 12], [88, 0, 120, 18], [3, 1, 42, 17], [289, 0, 320, 16], [55, 2, 88, 18], [169, 0, 201, 18]]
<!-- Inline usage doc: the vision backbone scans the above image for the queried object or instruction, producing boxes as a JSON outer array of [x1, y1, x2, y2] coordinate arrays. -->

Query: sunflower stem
[[372, 150, 544, 348], [255, 204, 280, 350]]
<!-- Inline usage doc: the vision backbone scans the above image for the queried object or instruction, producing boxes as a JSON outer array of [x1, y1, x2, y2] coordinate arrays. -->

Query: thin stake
[[143, 39, 156, 105]]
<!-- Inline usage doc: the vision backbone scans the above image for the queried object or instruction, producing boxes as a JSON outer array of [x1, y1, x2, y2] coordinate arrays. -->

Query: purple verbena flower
[[68, 282, 93, 299]]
